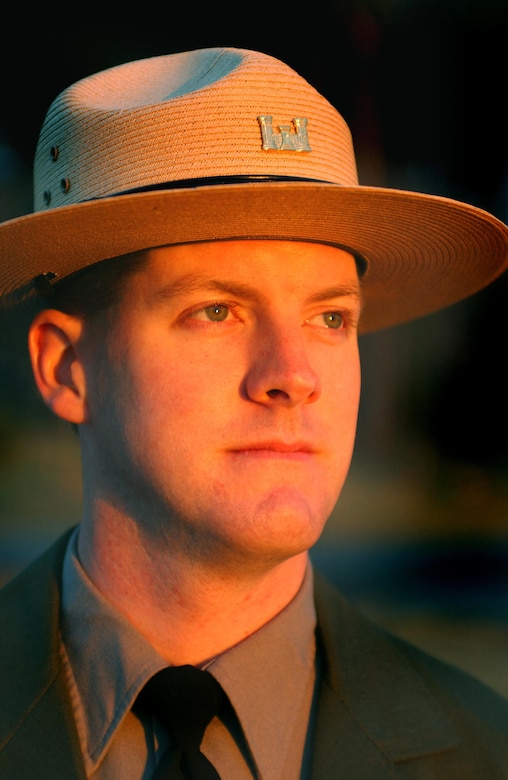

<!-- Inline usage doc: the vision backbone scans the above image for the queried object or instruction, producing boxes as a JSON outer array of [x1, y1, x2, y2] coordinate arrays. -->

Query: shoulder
[[0, 529, 72, 659], [389, 627, 508, 730], [0, 528, 71, 606], [312, 569, 508, 774]]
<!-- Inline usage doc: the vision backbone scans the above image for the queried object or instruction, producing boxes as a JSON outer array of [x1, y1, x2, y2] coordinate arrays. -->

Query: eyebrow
[[151, 274, 362, 306], [306, 283, 362, 305], [153, 274, 265, 302]]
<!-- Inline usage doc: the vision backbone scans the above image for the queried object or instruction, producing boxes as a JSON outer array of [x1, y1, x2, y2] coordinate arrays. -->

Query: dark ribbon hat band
[[99, 173, 334, 198]]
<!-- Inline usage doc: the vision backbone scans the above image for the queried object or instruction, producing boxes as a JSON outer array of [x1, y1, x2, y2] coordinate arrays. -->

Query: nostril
[[267, 389, 285, 398]]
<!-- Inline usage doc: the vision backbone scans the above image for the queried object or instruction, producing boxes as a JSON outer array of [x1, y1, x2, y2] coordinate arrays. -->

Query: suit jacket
[[1, 529, 507, 778]]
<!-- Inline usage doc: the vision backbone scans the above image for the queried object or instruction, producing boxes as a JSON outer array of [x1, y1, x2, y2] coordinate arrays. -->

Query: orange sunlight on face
[[80, 240, 362, 570]]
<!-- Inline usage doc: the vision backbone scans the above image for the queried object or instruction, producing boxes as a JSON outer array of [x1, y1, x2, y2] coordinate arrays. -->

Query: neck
[[77, 511, 309, 666]]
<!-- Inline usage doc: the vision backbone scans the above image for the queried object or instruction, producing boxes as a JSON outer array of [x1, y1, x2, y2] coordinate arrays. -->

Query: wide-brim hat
[[0, 46, 506, 333]]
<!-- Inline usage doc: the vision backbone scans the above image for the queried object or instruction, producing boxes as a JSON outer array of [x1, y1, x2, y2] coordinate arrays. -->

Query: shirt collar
[[207, 567, 316, 778], [60, 528, 166, 768]]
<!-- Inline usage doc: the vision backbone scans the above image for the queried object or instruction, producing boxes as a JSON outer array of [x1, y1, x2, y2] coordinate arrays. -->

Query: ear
[[28, 309, 89, 424]]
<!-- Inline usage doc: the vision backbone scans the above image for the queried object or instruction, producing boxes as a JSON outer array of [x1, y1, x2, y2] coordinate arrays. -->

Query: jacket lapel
[[311, 571, 459, 778], [311, 680, 403, 779], [0, 530, 86, 778]]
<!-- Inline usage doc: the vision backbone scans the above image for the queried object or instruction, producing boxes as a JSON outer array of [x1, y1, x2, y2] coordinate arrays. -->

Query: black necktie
[[137, 664, 226, 779]]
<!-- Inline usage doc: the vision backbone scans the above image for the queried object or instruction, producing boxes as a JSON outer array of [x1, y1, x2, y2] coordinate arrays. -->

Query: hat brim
[[0, 181, 506, 333]]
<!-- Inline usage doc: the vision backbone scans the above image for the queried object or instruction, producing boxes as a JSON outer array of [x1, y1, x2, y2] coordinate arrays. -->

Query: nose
[[244, 326, 321, 407]]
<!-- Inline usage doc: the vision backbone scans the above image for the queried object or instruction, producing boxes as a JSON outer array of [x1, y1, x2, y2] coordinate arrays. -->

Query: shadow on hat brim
[[0, 181, 507, 333]]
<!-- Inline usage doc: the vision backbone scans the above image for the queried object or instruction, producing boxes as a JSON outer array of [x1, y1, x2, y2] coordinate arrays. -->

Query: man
[[0, 46, 507, 779]]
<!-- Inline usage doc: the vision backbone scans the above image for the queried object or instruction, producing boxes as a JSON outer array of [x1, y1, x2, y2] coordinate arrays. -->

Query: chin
[[238, 499, 329, 559]]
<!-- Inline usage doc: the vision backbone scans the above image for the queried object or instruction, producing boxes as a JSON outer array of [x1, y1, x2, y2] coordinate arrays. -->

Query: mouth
[[230, 441, 316, 460]]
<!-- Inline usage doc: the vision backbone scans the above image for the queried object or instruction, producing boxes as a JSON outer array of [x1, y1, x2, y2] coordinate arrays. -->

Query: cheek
[[325, 351, 361, 461], [127, 347, 226, 437], [345, 357, 362, 432], [327, 346, 361, 409], [347, 358, 362, 417]]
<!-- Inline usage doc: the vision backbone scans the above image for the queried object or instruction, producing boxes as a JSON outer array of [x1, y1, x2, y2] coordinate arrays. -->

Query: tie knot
[[138, 665, 227, 751]]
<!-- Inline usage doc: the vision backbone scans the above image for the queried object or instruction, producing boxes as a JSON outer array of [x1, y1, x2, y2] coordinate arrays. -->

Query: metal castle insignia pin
[[257, 116, 311, 151]]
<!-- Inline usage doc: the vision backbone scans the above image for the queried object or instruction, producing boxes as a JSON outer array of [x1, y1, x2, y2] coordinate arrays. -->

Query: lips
[[245, 441, 313, 451], [230, 441, 317, 459]]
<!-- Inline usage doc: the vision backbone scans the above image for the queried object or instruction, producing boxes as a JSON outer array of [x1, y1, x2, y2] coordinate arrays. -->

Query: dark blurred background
[[0, 0, 507, 693]]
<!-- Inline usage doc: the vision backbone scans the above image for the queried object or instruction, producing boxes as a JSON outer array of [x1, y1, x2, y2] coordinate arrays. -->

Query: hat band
[[93, 174, 334, 201]]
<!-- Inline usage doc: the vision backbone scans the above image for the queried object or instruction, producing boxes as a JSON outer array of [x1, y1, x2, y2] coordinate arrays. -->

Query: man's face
[[80, 240, 362, 570]]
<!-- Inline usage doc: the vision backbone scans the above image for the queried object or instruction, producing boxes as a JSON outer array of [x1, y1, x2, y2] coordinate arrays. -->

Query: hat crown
[[34, 47, 358, 210]]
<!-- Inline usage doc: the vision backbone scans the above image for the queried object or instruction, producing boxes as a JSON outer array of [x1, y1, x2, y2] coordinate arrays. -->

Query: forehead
[[128, 239, 361, 297]]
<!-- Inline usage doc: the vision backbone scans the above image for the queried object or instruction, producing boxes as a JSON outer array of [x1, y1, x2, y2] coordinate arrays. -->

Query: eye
[[193, 303, 232, 322], [306, 311, 345, 330], [322, 311, 344, 329]]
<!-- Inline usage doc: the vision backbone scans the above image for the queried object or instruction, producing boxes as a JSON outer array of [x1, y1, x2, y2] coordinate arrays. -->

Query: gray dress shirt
[[60, 528, 318, 779]]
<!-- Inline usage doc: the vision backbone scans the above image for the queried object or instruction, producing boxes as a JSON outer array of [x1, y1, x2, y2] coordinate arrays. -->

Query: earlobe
[[28, 309, 88, 424]]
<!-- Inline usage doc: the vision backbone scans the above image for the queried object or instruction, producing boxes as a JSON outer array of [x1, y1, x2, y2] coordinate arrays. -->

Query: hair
[[35, 251, 148, 320]]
